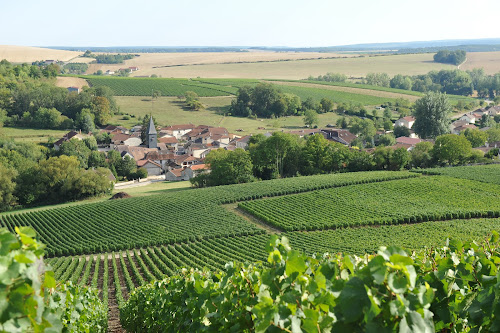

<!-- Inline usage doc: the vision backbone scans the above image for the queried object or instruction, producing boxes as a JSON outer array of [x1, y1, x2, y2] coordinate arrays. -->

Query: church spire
[[147, 116, 157, 148]]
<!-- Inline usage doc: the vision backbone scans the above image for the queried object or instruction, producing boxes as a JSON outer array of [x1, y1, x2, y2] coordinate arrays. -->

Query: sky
[[1, 0, 500, 47]]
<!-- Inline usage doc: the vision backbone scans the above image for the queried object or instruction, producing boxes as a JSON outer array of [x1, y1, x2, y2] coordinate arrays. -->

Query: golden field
[[93, 53, 455, 79], [460, 51, 500, 74], [0, 45, 81, 63]]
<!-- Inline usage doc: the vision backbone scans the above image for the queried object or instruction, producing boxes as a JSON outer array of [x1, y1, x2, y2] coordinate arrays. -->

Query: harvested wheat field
[[86, 51, 356, 75], [108, 53, 454, 79], [460, 51, 500, 74], [0, 45, 81, 63], [55, 76, 89, 89]]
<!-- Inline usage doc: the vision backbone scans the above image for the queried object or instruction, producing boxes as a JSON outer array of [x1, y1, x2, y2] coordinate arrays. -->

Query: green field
[[0, 127, 68, 143], [416, 164, 500, 185], [239, 176, 500, 231], [86, 76, 238, 96], [113, 96, 344, 134]]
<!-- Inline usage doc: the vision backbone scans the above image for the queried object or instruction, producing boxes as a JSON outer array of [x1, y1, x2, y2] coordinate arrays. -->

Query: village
[[50, 103, 500, 185]]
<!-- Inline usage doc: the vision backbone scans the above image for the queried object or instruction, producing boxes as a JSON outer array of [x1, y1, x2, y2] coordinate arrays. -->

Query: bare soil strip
[[267, 80, 420, 101], [107, 259, 126, 333]]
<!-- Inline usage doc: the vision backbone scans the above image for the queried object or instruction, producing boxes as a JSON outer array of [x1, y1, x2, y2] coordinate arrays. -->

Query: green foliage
[[184, 91, 204, 110], [15, 155, 113, 207], [462, 128, 488, 147], [432, 134, 473, 165], [239, 176, 500, 231], [94, 53, 135, 64], [62, 63, 88, 75], [433, 49, 467, 65], [120, 233, 500, 332], [0, 227, 107, 332], [365, 72, 391, 87], [197, 148, 254, 186], [86, 77, 236, 96], [303, 108, 319, 127], [0, 164, 17, 211], [413, 92, 453, 139], [416, 163, 500, 185]]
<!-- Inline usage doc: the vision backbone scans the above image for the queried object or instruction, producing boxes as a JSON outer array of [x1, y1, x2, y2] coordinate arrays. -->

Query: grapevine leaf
[[388, 272, 408, 294], [286, 250, 306, 276], [338, 277, 369, 323], [368, 256, 387, 284]]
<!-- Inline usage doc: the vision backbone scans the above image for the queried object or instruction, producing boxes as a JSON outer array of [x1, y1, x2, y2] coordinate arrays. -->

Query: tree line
[[191, 129, 498, 188], [308, 68, 500, 98], [0, 60, 118, 130]]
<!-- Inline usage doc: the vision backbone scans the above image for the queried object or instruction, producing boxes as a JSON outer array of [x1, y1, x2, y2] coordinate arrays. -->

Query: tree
[[462, 128, 487, 148], [383, 118, 393, 131], [486, 128, 500, 142], [91, 96, 111, 125], [301, 134, 333, 175], [432, 134, 472, 165], [184, 91, 204, 110], [390, 74, 412, 90], [116, 155, 136, 179], [303, 109, 319, 127], [59, 138, 91, 168], [377, 133, 396, 147], [88, 151, 107, 168], [30, 107, 63, 129], [319, 98, 334, 113], [393, 126, 411, 138], [249, 132, 301, 179], [410, 141, 434, 168], [366, 73, 390, 87], [199, 148, 254, 186], [413, 92, 452, 139], [336, 117, 348, 129], [0, 163, 17, 211], [480, 114, 493, 128]]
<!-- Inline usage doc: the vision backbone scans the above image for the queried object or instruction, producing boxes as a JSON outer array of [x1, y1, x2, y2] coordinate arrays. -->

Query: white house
[[161, 124, 195, 139], [459, 113, 479, 124], [394, 116, 415, 129]]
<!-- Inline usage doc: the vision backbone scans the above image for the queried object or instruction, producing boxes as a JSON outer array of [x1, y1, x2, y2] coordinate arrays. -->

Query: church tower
[[147, 116, 157, 149]]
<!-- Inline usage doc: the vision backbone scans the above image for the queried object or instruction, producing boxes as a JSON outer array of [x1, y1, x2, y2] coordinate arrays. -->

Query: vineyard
[[84, 76, 407, 105], [415, 163, 500, 185], [45, 217, 500, 304], [85, 76, 238, 96], [239, 176, 500, 231], [3, 166, 500, 331], [0, 171, 416, 256]]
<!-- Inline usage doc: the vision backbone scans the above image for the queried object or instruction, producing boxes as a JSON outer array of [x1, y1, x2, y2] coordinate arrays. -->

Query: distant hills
[[45, 38, 500, 53]]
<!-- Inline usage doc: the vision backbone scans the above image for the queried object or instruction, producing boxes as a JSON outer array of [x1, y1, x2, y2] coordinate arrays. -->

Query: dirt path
[[107, 259, 126, 333], [223, 203, 282, 233], [266, 80, 420, 102]]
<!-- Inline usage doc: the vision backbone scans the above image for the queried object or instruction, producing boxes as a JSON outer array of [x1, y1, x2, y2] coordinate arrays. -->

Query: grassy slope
[[113, 96, 344, 134]]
